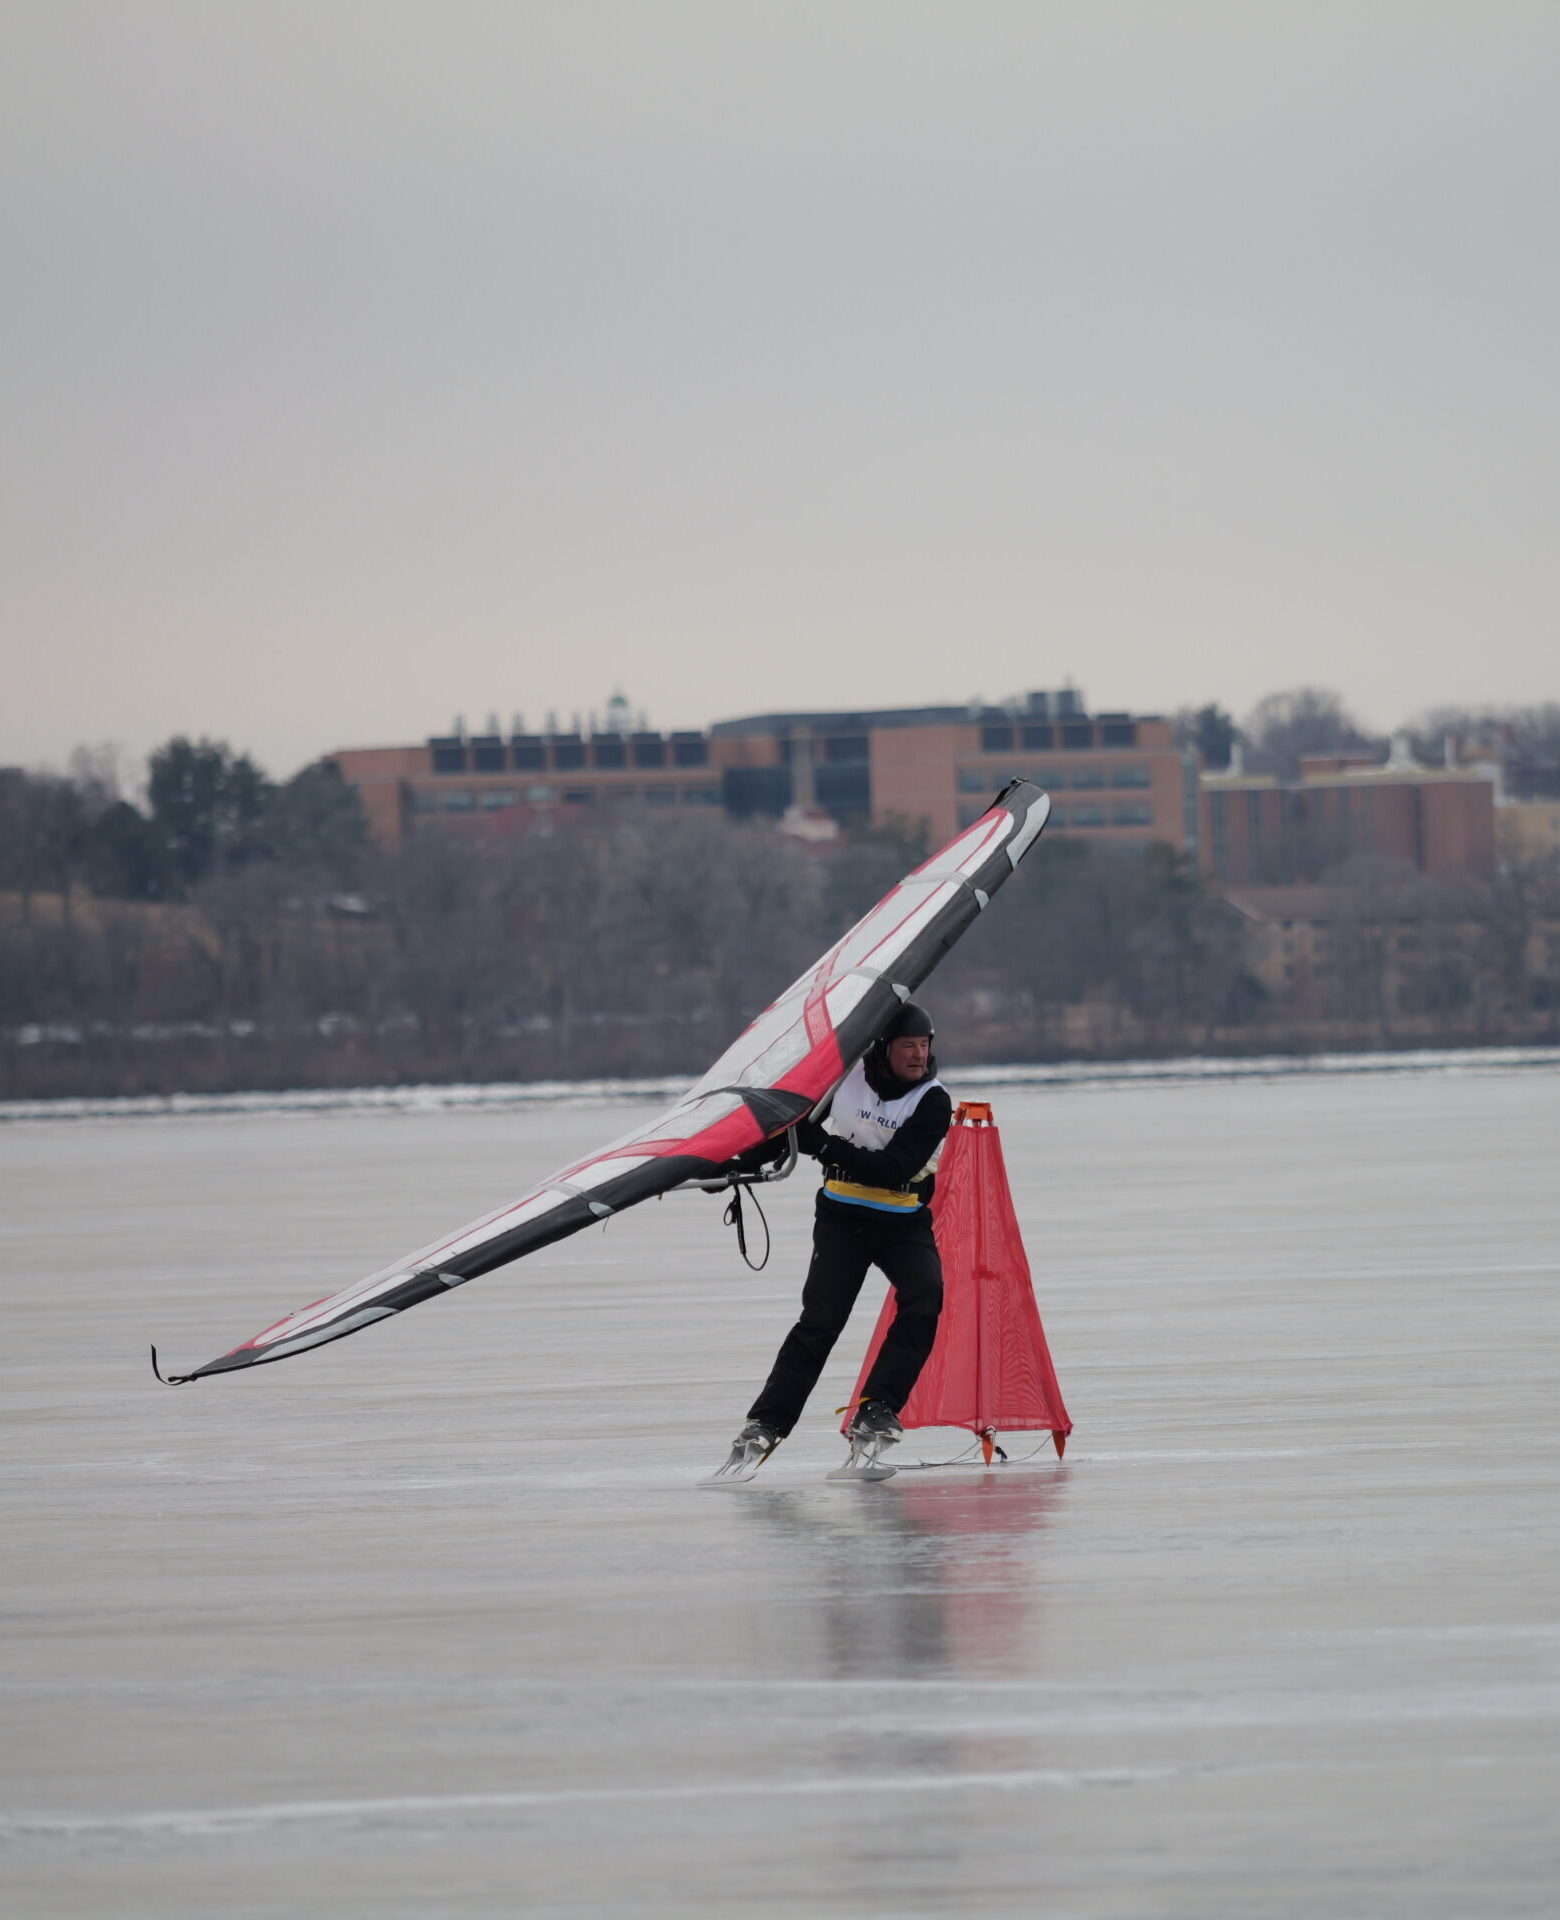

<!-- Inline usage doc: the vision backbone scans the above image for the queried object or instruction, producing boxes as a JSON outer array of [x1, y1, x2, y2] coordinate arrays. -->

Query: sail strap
[[722, 1183, 771, 1272]]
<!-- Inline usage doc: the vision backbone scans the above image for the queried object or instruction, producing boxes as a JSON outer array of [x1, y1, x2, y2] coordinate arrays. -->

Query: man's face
[[886, 1034, 931, 1080]]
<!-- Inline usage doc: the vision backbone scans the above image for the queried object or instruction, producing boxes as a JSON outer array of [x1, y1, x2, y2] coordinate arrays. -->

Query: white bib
[[826, 1060, 945, 1179]]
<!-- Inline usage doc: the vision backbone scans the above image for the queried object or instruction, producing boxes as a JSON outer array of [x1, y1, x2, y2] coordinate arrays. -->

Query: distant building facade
[[1498, 800, 1560, 866], [330, 726, 726, 851], [328, 691, 1196, 855], [1221, 882, 1560, 1026], [1200, 739, 1497, 882]]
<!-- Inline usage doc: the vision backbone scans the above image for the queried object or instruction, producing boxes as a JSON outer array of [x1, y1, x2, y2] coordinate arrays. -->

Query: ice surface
[[2, 1067, 1557, 1917]]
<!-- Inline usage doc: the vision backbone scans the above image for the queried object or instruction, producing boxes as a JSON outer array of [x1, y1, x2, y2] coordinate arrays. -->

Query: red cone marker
[[844, 1102, 1072, 1456]]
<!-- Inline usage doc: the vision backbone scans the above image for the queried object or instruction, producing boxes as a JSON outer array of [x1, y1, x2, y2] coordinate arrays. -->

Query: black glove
[[794, 1119, 829, 1158], [728, 1135, 789, 1178]]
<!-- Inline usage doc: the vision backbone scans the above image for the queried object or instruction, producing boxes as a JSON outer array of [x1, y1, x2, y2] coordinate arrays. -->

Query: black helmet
[[881, 1000, 934, 1043], [863, 1000, 937, 1097]]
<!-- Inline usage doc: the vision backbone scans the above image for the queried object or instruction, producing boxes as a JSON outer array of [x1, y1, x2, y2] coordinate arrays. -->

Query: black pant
[[748, 1193, 944, 1437]]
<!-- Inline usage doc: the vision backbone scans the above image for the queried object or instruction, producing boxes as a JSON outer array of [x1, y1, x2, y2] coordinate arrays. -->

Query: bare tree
[[1242, 688, 1380, 782], [1403, 702, 1560, 798]]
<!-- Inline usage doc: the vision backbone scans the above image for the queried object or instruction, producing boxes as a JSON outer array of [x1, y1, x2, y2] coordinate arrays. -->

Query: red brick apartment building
[[327, 692, 1196, 856], [1200, 741, 1496, 882]]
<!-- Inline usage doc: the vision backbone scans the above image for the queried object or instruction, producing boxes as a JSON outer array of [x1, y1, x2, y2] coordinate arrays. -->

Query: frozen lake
[[3, 1064, 1557, 1918]]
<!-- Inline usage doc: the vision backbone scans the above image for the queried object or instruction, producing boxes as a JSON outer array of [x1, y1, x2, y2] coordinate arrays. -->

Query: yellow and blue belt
[[822, 1177, 925, 1214]]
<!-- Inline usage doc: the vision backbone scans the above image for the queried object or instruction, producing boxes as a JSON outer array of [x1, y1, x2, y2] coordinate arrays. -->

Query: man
[[724, 1001, 952, 1474]]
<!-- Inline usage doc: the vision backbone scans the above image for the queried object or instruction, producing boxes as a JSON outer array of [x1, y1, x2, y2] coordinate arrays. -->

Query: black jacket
[[808, 1083, 953, 1192]]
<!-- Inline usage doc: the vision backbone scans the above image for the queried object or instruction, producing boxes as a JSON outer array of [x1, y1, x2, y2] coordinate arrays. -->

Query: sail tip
[[149, 1344, 193, 1387]]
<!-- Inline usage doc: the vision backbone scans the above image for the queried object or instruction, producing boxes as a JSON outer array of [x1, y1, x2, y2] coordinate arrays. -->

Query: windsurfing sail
[[153, 780, 1050, 1383]]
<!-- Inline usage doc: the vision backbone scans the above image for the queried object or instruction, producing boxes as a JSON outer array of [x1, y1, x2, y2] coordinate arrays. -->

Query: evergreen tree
[[146, 738, 273, 893], [262, 761, 369, 885], [78, 799, 170, 900]]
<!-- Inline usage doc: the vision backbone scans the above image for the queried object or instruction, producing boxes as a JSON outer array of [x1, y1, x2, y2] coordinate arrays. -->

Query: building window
[[591, 739, 626, 770], [1021, 723, 1054, 750], [1048, 804, 1068, 827], [431, 745, 467, 774], [605, 786, 638, 804], [1031, 766, 1065, 790], [823, 733, 868, 763], [1071, 768, 1106, 789], [1099, 720, 1137, 747], [672, 734, 709, 767], [644, 787, 676, 806], [1062, 723, 1094, 750], [633, 736, 666, 768], [409, 789, 438, 813], [957, 768, 989, 792], [981, 724, 1014, 752], [440, 789, 476, 812], [552, 738, 586, 771], [1071, 803, 1106, 826], [479, 789, 518, 810], [682, 786, 719, 805], [815, 764, 871, 820], [561, 787, 595, 805], [1112, 802, 1153, 826], [724, 765, 791, 817], [1111, 765, 1151, 788], [470, 741, 506, 772], [511, 740, 545, 770]]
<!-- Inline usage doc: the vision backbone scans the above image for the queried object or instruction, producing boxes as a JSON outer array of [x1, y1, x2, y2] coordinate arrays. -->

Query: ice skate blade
[[825, 1458, 898, 1482], [698, 1441, 778, 1488], [826, 1439, 898, 1482]]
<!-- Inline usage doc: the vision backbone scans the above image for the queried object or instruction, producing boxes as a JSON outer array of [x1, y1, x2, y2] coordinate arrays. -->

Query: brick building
[[328, 691, 1196, 856], [1200, 739, 1497, 883], [1222, 882, 1560, 1024]]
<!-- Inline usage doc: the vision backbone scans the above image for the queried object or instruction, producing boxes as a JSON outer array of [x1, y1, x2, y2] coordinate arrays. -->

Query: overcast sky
[[5, 2, 1555, 782]]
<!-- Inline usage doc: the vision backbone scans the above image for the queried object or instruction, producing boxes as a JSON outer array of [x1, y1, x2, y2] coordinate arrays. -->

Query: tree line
[[0, 738, 367, 914], [3, 703, 1558, 1100], [1176, 690, 1560, 790]]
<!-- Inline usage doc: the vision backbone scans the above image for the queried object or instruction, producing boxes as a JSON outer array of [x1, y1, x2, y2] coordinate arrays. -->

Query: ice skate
[[826, 1400, 902, 1481], [700, 1420, 780, 1487]]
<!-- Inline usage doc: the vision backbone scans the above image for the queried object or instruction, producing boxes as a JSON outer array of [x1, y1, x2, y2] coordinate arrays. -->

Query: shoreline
[[3, 1042, 1556, 1125]]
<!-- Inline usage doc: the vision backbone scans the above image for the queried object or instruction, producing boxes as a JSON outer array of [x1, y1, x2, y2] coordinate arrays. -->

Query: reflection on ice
[[731, 1473, 1071, 1682]]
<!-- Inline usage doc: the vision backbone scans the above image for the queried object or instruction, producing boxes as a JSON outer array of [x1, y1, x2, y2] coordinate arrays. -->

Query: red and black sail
[[155, 781, 1050, 1382]]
